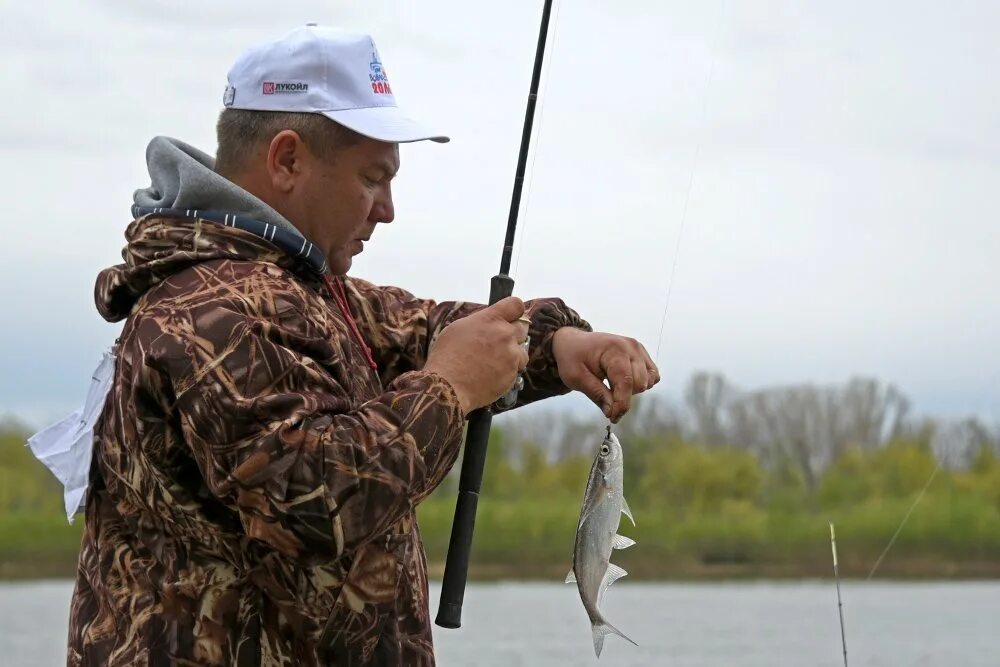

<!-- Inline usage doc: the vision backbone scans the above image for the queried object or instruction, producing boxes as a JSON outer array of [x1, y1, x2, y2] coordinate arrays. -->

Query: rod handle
[[435, 274, 515, 629]]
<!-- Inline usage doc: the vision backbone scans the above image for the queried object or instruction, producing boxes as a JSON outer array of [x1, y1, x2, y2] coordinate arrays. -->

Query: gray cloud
[[1, 0, 996, 429]]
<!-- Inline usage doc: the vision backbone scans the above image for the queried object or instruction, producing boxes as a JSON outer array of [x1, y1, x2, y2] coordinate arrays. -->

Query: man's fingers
[[646, 363, 660, 389], [517, 346, 530, 372], [605, 355, 634, 422], [491, 296, 526, 322], [631, 359, 649, 395], [514, 320, 530, 344], [573, 369, 614, 417], [555, 333, 659, 420], [633, 342, 659, 389]]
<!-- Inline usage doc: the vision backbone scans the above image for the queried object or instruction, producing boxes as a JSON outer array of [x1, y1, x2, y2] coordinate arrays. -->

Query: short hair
[[214, 108, 363, 175]]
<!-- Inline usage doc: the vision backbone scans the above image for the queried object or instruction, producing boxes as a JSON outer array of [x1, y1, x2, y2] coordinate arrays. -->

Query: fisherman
[[67, 24, 659, 666]]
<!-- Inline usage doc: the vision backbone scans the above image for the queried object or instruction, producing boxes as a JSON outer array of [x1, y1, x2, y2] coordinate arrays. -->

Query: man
[[68, 24, 658, 666]]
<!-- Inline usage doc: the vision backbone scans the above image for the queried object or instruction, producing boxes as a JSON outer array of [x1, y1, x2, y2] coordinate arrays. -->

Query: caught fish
[[565, 427, 638, 658]]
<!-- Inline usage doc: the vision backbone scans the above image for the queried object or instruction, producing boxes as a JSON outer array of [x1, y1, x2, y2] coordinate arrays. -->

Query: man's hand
[[424, 297, 531, 415], [552, 327, 660, 423]]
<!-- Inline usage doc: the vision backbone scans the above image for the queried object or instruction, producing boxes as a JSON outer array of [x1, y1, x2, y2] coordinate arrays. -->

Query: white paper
[[26, 347, 116, 523]]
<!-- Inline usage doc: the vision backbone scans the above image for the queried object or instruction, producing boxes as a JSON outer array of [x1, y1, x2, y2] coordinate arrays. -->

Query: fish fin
[[591, 618, 638, 658], [612, 534, 636, 550], [593, 629, 606, 659], [565, 568, 577, 584], [621, 497, 635, 526], [598, 563, 628, 607]]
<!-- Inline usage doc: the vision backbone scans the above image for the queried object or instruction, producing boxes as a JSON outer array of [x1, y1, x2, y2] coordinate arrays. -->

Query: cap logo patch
[[369, 51, 392, 95], [262, 82, 309, 95]]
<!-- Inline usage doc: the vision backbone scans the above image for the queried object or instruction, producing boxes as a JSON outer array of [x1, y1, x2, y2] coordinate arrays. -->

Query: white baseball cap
[[223, 23, 449, 144]]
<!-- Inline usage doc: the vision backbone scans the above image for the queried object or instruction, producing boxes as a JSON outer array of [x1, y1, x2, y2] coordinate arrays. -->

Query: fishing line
[[865, 458, 943, 580], [511, 0, 564, 281], [653, 0, 727, 367]]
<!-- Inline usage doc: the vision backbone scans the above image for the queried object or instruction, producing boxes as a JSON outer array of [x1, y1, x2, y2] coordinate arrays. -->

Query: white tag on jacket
[[26, 347, 116, 523]]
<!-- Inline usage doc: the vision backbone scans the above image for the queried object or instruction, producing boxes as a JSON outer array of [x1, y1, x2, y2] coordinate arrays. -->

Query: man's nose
[[371, 184, 395, 224]]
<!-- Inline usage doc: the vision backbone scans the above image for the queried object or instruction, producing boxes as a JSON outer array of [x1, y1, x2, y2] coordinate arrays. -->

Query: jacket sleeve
[[345, 278, 593, 407], [139, 288, 466, 567]]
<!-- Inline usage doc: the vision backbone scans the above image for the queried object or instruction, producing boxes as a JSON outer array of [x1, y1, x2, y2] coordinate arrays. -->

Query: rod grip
[[435, 410, 493, 628], [435, 273, 515, 630]]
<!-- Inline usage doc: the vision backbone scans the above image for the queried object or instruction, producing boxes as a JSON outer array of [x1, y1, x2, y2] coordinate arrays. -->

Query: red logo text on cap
[[369, 52, 392, 95]]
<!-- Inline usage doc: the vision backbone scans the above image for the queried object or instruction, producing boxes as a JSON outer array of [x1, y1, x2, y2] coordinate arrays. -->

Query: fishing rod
[[435, 0, 555, 630], [829, 523, 848, 667]]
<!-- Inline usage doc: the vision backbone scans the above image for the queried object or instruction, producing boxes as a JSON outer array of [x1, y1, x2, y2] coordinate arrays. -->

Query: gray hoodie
[[133, 136, 304, 239]]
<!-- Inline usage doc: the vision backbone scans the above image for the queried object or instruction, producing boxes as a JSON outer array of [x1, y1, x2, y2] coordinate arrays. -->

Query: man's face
[[293, 136, 399, 275]]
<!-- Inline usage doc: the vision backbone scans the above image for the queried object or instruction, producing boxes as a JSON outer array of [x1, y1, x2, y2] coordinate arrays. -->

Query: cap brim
[[321, 106, 449, 144]]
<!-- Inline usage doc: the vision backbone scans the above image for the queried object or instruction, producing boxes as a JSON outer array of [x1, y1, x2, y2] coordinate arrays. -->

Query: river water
[[1, 580, 997, 666]]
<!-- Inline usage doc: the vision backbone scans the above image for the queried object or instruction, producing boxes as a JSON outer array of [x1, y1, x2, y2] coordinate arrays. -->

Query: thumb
[[490, 296, 526, 322], [572, 368, 614, 418]]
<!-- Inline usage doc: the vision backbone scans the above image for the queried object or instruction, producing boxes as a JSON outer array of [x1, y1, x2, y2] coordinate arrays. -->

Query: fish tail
[[591, 618, 638, 658]]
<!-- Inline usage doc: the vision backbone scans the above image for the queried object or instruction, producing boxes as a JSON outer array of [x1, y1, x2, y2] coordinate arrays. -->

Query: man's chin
[[327, 253, 352, 276]]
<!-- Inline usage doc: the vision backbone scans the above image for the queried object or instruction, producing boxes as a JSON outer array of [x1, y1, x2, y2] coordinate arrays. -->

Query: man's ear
[[266, 130, 306, 193]]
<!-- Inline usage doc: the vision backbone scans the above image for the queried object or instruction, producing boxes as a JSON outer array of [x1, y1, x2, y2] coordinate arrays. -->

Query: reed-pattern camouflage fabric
[[68, 214, 590, 666]]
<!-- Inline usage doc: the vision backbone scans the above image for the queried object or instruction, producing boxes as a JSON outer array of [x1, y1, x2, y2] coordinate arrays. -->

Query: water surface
[[2, 580, 996, 665]]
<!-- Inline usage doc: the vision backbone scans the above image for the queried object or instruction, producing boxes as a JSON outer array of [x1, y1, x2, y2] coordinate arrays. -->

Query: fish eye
[[600, 445, 610, 455]]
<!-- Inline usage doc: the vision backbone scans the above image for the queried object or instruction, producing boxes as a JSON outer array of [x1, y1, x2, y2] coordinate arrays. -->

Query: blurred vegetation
[[2, 374, 999, 579], [0, 418, 83, 578]]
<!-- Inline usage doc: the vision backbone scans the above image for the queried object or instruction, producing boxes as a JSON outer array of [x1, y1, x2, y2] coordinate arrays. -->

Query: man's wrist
[[552, 326, 588, 356]]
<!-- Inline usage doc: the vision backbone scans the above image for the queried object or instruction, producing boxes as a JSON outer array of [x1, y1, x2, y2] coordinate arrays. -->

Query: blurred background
[[1, 0, 998, 665]]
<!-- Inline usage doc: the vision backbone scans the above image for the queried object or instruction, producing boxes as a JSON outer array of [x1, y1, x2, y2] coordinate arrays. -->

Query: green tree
[[639, 441, 763, 515], [819, 438, 938, 509]]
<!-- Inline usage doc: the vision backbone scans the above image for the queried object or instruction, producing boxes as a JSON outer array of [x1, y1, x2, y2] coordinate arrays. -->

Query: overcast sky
[[1, 0, 997, 428]]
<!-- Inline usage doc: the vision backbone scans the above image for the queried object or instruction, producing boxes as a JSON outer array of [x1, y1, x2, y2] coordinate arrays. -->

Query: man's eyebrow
[[372, 159, 399, 179]]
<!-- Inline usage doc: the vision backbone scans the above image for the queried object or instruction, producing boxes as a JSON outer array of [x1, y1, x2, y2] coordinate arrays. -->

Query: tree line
[[2, 372, 998, 578]]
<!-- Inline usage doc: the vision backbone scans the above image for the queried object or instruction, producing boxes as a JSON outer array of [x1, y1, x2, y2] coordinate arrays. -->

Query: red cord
[[323, 275, 378, 371]]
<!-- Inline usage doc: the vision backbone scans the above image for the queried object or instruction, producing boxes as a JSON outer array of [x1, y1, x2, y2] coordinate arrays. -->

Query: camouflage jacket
[[68, 213, 590, 666]]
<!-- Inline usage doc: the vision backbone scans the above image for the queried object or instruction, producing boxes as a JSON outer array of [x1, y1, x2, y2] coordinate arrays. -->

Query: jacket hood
[[96, 137, 326, 322], [134, 136, 301, 237]]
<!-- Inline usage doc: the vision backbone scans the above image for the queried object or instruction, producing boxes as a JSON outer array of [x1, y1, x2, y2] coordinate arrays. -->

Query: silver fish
[[565, 427, 638, 657]]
